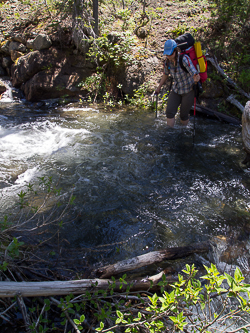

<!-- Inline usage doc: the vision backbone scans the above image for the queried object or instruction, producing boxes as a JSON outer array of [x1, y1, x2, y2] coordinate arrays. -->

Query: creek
[[0, 82, 250, 278]]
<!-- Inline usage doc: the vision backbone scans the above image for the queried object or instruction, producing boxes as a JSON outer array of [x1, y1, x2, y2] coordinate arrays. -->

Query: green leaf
[[116, 310, 123, 319]]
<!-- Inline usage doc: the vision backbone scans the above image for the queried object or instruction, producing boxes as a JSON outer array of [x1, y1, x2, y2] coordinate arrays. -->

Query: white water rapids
[[0, 82, 250, 280]]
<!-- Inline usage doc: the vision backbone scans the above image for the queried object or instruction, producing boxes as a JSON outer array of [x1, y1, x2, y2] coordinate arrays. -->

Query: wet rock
[[22, 71, 82, 101]]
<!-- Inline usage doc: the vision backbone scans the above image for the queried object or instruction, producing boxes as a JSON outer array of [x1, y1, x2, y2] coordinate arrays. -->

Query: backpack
[[175, 33, 207, 83]]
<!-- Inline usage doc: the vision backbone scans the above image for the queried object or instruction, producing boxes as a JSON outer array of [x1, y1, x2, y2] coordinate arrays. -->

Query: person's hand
[[193, 73, 200, 83], [155, 86, 161, 95]]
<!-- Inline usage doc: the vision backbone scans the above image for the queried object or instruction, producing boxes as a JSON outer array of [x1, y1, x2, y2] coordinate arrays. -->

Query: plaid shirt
[[164, 54, 198, 94]]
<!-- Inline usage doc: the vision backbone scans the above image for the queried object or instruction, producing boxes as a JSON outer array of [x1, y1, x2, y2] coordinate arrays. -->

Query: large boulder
[[11, 48, 95, 101], [11, 48, 66, 86], [120, 56, 160, 95], [32, 34, 52, 51], [242, 101, 250, 164], [22, 71, 84, 101]]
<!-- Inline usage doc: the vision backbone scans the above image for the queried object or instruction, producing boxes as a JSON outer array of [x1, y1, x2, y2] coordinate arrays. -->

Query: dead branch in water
[[0, 242, 210, 298], [95, 241, 210, 278]]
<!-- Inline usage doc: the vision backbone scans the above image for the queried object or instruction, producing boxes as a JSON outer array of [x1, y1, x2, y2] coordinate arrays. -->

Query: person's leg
[[179, 90, 194, 126], [166, 91, 181, 127], [167, 117, 175, 127]]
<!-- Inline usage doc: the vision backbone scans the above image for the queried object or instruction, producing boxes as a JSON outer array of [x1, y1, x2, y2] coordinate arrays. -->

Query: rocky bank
[[0, 0, 248, 116]]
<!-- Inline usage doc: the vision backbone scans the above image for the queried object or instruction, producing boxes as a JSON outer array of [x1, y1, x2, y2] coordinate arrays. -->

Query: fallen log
[[0, 242, 211, 298], [206, 56, 250, 100], [192, 104, 241, 125], [0, 272, 177, 298], [95, 241, 211, 278]]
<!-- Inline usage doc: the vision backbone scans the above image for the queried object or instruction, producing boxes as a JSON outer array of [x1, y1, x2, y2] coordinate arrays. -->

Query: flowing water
[[1, 82, 250, 276]]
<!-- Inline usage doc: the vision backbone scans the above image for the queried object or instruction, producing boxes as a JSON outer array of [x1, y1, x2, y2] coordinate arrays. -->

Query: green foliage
[[1, 260, 250, 332], [239, 69, 250, 93], [92, 264, 250, 333], [87, 32, 138, 69], [127, 82, 154, 108], [214, 0, 250, 24], [6, 237, 24, 258]]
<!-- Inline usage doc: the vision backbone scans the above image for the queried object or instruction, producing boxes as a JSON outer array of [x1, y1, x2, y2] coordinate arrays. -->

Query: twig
[[17, 294, 31, 332], [35, 303, 46, 329], [0, 313, 12, 324], [0, 301, 17, 317]]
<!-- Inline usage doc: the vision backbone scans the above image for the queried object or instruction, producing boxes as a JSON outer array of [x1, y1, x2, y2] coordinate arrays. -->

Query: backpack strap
[[179, 53, 189, 73]]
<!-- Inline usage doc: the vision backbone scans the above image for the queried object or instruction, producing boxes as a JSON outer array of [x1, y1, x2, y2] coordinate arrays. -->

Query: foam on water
[[0, 80, 15, 103], [0, 118, 91, 185]]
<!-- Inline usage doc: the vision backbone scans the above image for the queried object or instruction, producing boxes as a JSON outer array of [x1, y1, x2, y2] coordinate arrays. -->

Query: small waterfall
[[0, 79, 22, 103]]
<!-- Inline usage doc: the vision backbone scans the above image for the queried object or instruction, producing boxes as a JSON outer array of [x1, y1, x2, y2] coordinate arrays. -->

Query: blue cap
[[163, 39, 177, 55]]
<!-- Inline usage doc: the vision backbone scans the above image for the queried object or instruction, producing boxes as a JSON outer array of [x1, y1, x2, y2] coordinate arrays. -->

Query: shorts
[[166, 89, 194, 121]]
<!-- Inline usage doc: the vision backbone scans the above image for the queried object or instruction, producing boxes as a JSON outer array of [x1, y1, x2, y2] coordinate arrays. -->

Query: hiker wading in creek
[[155, 39, 200, 127]]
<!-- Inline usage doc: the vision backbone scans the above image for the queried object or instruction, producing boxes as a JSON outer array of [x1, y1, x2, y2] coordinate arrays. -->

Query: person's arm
[[155, 73, 169, 94], [182, 55, 200, 82]]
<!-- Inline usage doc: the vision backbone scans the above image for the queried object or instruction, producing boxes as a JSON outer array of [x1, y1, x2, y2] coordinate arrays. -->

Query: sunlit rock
[[242, 100, 250, 164]]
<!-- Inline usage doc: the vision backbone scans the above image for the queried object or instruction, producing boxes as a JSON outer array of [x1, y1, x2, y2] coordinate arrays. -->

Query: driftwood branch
[[192, 104, 241, 125], [0, 242, 210, 298], [226, 94, 245, 113], [95, 241, 210, 278], [0, 274, 177, 298], [17, 295, 31, 332], [207, 56, 250, 100]]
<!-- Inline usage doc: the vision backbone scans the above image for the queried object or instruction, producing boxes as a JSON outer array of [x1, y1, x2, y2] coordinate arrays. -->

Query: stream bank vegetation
[[0, 0, 250, 118], [1, 0, 250, 331], [74, 0, 250, 119], [1, 179, 250, 332]]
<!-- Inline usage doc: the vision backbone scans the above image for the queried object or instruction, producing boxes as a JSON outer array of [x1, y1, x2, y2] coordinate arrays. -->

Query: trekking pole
[[155, 93, 158, 118], [193, 83, 197, 145]]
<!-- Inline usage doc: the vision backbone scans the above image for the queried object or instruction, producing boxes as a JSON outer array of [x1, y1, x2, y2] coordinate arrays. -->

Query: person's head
[[163, 39, 177, 58]]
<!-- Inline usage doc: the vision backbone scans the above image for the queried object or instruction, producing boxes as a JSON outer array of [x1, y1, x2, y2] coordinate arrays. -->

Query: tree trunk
[[93, 0, 98, 36]]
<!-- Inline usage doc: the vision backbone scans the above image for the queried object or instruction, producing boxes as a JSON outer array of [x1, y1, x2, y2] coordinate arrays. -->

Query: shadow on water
[[1, 95, 250, 275]]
